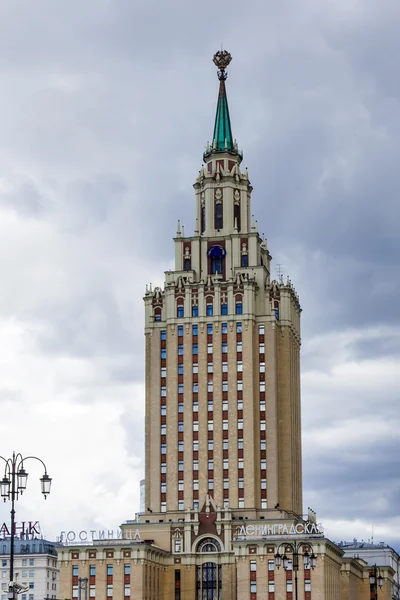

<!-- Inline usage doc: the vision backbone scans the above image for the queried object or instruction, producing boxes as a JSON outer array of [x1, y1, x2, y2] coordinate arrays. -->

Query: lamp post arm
[[19, 456, 50, 475]]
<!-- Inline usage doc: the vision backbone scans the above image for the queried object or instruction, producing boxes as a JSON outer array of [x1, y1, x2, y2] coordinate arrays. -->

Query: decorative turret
[[203, 50, 242, 162]]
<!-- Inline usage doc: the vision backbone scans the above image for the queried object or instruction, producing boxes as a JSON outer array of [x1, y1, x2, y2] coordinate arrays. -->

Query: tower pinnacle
[[205, 50, 238, 157]]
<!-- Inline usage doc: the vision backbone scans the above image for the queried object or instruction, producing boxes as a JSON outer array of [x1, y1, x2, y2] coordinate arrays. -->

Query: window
[[238, 419, 243, 430], [208, 479, 214, 490], [208, 460, 214, 470], [260, 399, 265, 411], [22, 561, 27, 566], [124, 584, 130, 597], [222, 399, 228, 411], [268, 581, 275, 592], [161, 405, 166, 416], [161, 443, 166, 454], [178, 325, 184, 336], [260, 440, 266, 450], [161, 330, 167, 341], [215, 201, 223, 229], [221, 303, 228, 315], [208, 420, 213, 431], [241, 254, 248, 267], [124, 564, 130, 575], [208, 400, 213, 412], [207, 362, 213, 373], [161, 502, 167, 512], [236, 321, 242, 333], [28, 584, 34, 590], [161, 424, 166, 435], [161, 463, 167, 473], [193, 461, 199, 471], [259, 343, 265, 353], [260, 420, 266, 431], [161, 386, 167, 397], [207, 381, 213, 392], [223, 439, 229, 450], [222, 361, 228, 372], [193, 383, 198, 393], [208, 440, 214, 450], [178, 500, 184, 511], [268, 560, 275, 572], [161, 483, 166, 494], [1, 563, 5, 569], [193, 440, 199, 451], [193, 420, 199, 431], [193, 344, 198, 355], [237, 381, 243, 391], [178, 402, 184, 413], [107, 565, 113, 576], [259, 362, 265, 373], [174, 537, 182, 552], [261, 459, 267, 470], [184, 258, 191, 271], [178, 364, 184, 375], [193, 404, 198, 414], [161, 348, 167, 359], [207, 323, 213, 334], [222, 420, 228, 430], [207, 304, 213, 316], [207, 343, 213, 354], [208, 245, 225, 274], [305, 579, 311, 592], [222, 342, 228, 353], [107, 584, 113, 597], [237, 398, 243, 410], [261, 499, 267, 509], [192, 305, 199, 317], [222, 381, 228, 392], [235, 302, 242, 314], [234, 203, 241, 231], [72, 586, 78, 598], [178, 344, 184, 356], [178, 383, 184, 394], [177, 305, 184, 318], [259, 324, 265, 334], [178, 421, 184, 432], [72, 566, 78, 576], [250, 560, 256, 572], [178, 460, 184, 471], [193, 480, 199, 490], [238, 500, 245, 508], [286, 581, 293, 592], [161, 366, 166, 377], [29, 560, 34, 567], [236, 342, 242, 352], [193, 362, 198, 373], [223, 479, 229, 489], [192, 324, 198, 336], [237, 361, 243, 372], [223, 458, 229, 469]]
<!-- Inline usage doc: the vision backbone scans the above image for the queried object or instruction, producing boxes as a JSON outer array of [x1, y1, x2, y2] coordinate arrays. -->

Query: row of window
[[72, 585, 130, 598], [177, 302, 242, 318], [73, 564, 131, 576]]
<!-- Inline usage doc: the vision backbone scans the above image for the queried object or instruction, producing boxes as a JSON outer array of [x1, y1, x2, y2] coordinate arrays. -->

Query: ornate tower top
[[204, 49, 241, 161]]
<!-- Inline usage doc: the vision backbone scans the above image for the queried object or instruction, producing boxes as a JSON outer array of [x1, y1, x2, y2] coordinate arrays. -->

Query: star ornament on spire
[[213, 49, 232, 81]]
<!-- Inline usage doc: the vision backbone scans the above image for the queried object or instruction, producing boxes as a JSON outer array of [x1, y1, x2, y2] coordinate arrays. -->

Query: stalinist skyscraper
[[59, 52, 385, 600], [144, 49, 302, 518]]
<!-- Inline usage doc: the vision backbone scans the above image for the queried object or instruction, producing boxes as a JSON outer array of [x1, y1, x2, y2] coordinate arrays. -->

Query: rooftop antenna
[[276, 264, 285, 284]]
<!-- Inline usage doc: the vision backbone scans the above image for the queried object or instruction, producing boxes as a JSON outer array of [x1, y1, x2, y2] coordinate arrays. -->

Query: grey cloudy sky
[[0, 0, 399, 549]]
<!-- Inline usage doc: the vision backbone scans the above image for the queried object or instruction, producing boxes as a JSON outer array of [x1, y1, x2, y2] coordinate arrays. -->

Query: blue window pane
[[178, 345, 184, 356], [222, 343, 228, 353], [192, 324, 198, 336], [193, 383, 199, 393], [160, 330, 167, 341], [161, 349, 167, 359], [178, 364, 184, 375], [207, 323, 213, 335], [177, 306, 184, 318], [207, 304, 213, 316], [236, 322, 242, 333], [193, 344, 198, 355], [178, 325, 184, 336], [155, 312, 161, 321], [192, 305, 199, 317], [178, 384, 184, 394], [274, 309, 279, 319], [184, 258, 191, 271], [241, 254, 248, 267], [236, 303, 243, 315], [221, 303, 228, 315], [222, 323, 228, 334]]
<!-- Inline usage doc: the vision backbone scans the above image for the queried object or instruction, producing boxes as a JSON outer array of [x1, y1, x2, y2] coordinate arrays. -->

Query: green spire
[[212, 76, 234, 152], [211, 50, 234, 153]]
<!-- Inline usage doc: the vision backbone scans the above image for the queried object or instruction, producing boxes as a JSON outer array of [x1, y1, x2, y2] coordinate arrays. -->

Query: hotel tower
[[143, 49, 302, 517], [58, 52, 393, 600]]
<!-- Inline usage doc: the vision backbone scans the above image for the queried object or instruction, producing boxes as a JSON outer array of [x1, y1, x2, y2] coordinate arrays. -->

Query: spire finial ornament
[[213, 49, 232, 81]]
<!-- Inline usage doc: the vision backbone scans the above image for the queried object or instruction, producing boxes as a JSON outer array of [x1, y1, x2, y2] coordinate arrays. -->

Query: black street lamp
[[275, 540, 317, 600], [369, 564, 383, 599], [0, 452, 52, 600]]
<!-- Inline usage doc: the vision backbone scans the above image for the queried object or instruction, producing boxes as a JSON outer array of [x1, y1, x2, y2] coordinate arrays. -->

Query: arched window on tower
[[214, 200, 223, 230], [207, 245, 226, 275], [234, 203, 241, 232]]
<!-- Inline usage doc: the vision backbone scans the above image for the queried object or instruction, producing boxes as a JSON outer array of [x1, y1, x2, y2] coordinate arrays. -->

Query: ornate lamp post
[[0, 452, 52, 600], [369, 564, 383, 599], [275, 541, 317, 600]]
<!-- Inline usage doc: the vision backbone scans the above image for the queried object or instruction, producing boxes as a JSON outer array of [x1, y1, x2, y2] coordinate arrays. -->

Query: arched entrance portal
[[196, 538, 222, 600]]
